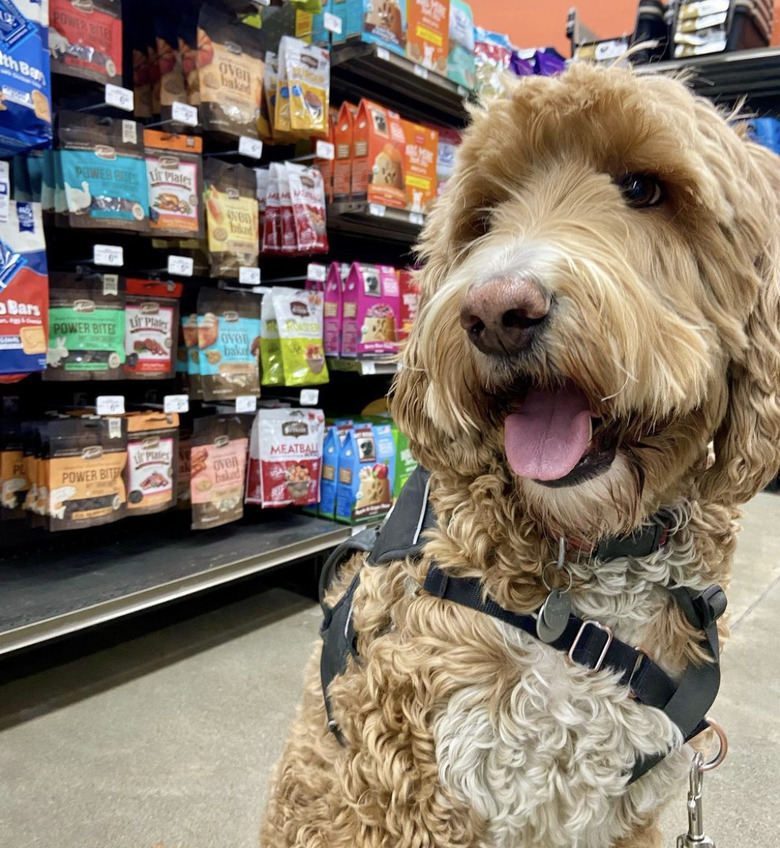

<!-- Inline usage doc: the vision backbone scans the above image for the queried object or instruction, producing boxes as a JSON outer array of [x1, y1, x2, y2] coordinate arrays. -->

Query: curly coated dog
[[261, 63, 780, 848]]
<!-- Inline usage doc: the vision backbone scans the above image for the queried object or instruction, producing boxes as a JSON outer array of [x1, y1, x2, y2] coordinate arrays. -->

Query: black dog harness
[[320, 467, 726, 783]]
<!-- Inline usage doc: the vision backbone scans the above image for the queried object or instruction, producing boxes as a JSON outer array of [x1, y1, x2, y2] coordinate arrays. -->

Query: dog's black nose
[[460, 275, 550, 356]]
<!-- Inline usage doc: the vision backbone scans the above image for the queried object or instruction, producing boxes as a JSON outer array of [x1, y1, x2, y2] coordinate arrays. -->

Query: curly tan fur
[[261, 63, 780, 848]]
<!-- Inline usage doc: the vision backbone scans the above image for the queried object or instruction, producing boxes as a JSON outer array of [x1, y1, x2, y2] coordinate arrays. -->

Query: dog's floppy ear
[[700, 141, 780, 505]]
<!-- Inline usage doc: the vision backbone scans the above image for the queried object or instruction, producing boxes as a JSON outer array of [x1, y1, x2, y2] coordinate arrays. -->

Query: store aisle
[[2, 493, 779, 848]]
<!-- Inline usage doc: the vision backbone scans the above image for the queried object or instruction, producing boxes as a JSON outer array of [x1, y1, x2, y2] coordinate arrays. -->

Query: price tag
[[315, 140, 335, 160], [323, 11, 342, 34], [236, 395, 257, 413], [377, 47, 390, 61], [362, 361, 376, 375], [164, 394, 189, 414], [93, 244, 124, 267], [409, 212, 424, 226], [96, 395, 125, 416], [107, 417, 122, 439], [307, 263, 327, 283], [300, 389, 319, 406], [167, 255, 194, 276], [368, 203, 385, 217], [105, 83, 134, 112], [238, 136, 263, 159], [239, 266, 261, 285], [413, 64, 429, 80], [172, 101, 198, 126], [0, 161, 9, 224]]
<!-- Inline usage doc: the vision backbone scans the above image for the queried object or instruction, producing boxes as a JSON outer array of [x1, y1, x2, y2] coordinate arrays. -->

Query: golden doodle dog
[[261, 63, 780, 848]]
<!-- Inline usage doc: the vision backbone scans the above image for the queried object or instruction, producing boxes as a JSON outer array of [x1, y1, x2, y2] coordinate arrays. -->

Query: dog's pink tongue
[[505, 384, 592, 481]]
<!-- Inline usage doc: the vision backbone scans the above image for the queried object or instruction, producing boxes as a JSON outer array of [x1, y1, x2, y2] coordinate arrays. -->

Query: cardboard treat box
[[402, 120, 438, 213], [341, 263, 400, 358], [363, 0, 407, 55], [407, 0, 449, 73], [335, 422, 396, 524], [352, 99, 407, 209], [324, 262, 349, 357], [315, 418, 353, 518], [447, 0, 475, 89], [333, 101, 358, 201]]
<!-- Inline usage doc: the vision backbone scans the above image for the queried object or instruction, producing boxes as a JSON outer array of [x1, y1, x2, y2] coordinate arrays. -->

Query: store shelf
[[328, 200, 424, 242], [327, 357, 399, 375], [0, 512, 350, 656], [330, 40, 470, 127], [635, 47, 780, 104]]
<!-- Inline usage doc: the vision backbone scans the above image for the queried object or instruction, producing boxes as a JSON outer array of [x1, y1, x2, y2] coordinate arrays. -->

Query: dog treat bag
[[180, 291, 202, 399], [271, 287, 329, 387], [363, 0, 406, 54], [277, 163, 297, 254], [246, 408, 325, 508], [124, 278, 181, 379], [0, 0, 52, 156], [279, 36, 329, 135], [58, 112, 149, 232], [398, 268, 420, 342], [144, 130, 204, 239], [190, 414, 248, 530], [261, 163, 281, 255], [286, 163, 329, 255], [43, 416, 127, 531], [197, 6, 265, 140], [49, 0, 122, 84], [341, 263, 400, 358], [1, 414, 26, 514], [155, 11, 186, 120], [406, 0, 449, 72], [197, 288, 261, 402], [447, 0, 476, 89], [125, 411, 179, 516], [0, 202, 49, 383], [204, 159, 259, 278], [260, 291, 282, 387], [335, 422, 396, 524], [45, 271, 126, 381]]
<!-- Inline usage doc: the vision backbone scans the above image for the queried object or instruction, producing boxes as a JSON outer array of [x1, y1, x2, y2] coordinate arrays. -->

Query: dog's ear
[[700, 141, 780, 505]]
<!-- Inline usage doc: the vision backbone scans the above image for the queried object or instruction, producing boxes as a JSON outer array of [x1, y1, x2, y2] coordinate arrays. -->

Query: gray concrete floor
[[1, 494, 779, 848]]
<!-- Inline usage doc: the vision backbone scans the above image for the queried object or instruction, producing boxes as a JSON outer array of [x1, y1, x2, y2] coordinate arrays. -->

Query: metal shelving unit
[[327, 357, 399, 376], [330, 40, 470, 128], [0, 512, 350, 655], [635, 46, 780, 107], [328, 200, 424, 243]]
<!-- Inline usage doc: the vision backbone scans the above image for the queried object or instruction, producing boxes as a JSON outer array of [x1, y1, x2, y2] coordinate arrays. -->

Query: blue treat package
[[745, 117, 780, 155], [0, 0, 53, 156], [335, 421, 396, 524], [361, 0, 406, 56], [0, 200, 49, 381]]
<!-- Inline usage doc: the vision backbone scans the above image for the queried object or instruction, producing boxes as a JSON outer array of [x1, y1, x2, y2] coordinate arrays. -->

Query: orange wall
[[471, 1, 780, 55]]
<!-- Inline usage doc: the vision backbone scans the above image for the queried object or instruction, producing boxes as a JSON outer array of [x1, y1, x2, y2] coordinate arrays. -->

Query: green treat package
[[271, 286, 329, 387], [260, 291, 283, 387], [45, 272, 126, 381]]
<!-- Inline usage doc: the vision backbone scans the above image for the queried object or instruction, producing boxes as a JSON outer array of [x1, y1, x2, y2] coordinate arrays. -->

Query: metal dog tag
[[536, 589, 571, 643]]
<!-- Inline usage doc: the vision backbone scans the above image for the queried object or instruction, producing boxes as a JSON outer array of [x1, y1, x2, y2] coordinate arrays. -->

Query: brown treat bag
[[125, 412, 179, 516], [204, 159, 259, 278]]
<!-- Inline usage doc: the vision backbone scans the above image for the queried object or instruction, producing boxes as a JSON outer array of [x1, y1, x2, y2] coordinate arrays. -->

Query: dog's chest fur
[[352, 531, 700, 848]]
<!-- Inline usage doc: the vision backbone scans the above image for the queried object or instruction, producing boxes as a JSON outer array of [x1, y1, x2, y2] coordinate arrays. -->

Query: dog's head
[[393, 63, 780, 541]]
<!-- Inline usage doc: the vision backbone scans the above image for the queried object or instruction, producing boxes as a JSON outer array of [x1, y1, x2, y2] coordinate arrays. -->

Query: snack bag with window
[[272, 287, 329, 386]]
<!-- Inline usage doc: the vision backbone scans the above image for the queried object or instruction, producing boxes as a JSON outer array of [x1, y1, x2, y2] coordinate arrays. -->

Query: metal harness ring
[[541, 562, 573, 594], [699, 716, 728, 772]]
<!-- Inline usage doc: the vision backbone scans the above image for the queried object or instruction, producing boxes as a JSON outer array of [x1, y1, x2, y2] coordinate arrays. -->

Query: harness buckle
[[628, 646, 650, 699], [567, 620, 613, 671], [692, 585, 727, 629]]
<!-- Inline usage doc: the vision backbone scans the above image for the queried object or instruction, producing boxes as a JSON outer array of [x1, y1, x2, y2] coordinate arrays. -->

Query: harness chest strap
[[319, 467, 726, 783]]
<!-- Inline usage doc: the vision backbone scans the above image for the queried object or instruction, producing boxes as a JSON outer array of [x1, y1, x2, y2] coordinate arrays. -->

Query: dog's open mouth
[[504, 381, 619, 487]]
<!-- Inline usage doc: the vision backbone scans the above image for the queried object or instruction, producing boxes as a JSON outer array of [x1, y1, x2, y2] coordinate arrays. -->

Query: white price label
[[164, 394, 190, 414], [93, 244, 124, 267], [96, 395, 125, 416], [172, 101, 198, 126], [107, 417, 122, 439], [300, 389, 319, 406], [236, 395, 257, 413], [368, 203, 385, 217], [105, 83, 134, 112], [239, 266, 261, 285], [102, 274, 118, 295], [307, 263, 327, 282], [315, 140, 335, 160], [167, 255, 194, 276], [361, 361, 376, 375], [238, 136, 263, 159], [409, 212, 424, 226], [413, 64, 429, 80], [323, 11, 343, 34], [377, 47, 390, 61], [0, 161, 9, 224]]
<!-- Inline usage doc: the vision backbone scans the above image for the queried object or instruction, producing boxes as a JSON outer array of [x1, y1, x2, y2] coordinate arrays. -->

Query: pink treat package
[[341, 263, 400, 358], [245, 408, 325, 507], [286, 162, 329, 255], [261, 164, 282, 255], [323, 262, 348, 357]]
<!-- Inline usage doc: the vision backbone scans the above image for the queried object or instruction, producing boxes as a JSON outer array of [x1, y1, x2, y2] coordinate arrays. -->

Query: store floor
[[1, 494, 779, 848]]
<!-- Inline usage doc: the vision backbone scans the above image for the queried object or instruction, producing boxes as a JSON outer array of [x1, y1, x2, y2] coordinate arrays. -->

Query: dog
[[261, 63, 780, 848]]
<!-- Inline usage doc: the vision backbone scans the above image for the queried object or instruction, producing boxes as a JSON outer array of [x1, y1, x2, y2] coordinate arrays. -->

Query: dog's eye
[[617, 174, 664, 208]]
